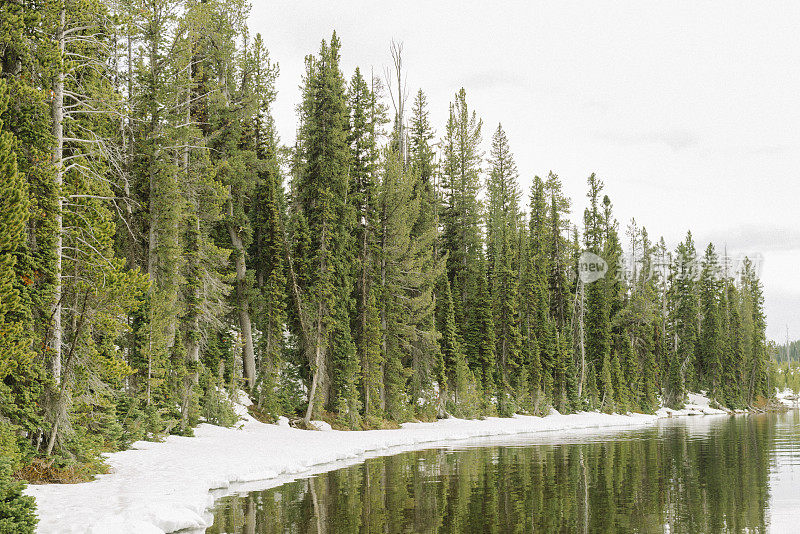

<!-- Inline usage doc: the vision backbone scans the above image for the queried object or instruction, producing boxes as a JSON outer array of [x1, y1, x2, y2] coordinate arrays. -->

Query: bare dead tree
[[385, 40, 409, 168]]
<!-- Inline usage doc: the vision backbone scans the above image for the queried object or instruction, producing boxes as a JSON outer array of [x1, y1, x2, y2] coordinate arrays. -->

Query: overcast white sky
[[249, 1, 800, 342]]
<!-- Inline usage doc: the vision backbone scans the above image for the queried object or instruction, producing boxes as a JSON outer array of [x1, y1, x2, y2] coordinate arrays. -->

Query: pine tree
[[545, 172, 571, 331], [583, 174, 610, 406], [439, 88, 485, 371], [621, 224, 659, 412], [601, 195, 632, 408], [521, 176, 550, 409], [128, 0, 186, 414], [406, 89, 444, 410], [741, 258, 769, 404], [486, 124, 522, 415], [173, 0, 245, 430], [0, 74, 43, 464], [409, 89, 437, 237], [248, 34, 287, 414], [720, 279, 744, 407], [697, 243, 723, 395], [35, 0, 151, 453], [664, 232, 699, 408], [289, 33, 354, 423], [1, 6, 57, 430], [377, 148, 444, 421], [347, 67, 382, 419], [435, 276, 472, 415]]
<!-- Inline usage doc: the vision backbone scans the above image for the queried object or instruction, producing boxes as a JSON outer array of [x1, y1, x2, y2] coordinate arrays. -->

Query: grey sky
[[249, 1, 800, 342]]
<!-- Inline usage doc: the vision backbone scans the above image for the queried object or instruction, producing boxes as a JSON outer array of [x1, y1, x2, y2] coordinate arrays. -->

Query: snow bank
[[28, 395, 730, 534], [655, 391, 729, 417], [777, 388, 800, 408]]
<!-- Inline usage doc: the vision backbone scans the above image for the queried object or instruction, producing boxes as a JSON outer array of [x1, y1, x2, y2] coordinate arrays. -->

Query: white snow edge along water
[[27, 391, 737, 534]]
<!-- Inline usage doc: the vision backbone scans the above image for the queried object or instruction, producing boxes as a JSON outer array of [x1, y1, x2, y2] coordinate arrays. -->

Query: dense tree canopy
[[0, 5, 775, 529]]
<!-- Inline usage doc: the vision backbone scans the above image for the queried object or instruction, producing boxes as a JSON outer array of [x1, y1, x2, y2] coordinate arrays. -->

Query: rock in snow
[[27, 394, 731, 534], [308, 420, 333, 432]]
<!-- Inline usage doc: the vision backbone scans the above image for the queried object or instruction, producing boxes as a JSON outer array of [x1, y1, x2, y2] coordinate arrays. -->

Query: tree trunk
[[360, 219, 370, 412], [304, 320, 323, 425], [50, 6, 65, 384], [228, 223, 256, 390], [45, 419, 59, 456], [380, 209, 387, 410], [578, 281, 586, 398], [181, 84, 198, 431]]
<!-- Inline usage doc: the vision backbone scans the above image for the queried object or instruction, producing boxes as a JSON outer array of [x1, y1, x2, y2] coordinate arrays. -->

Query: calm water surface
[[206, 411, 800, 533]]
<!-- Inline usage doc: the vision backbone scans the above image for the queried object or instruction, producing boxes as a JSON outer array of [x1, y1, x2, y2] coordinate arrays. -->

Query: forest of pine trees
[[0, 2, 774, 527]]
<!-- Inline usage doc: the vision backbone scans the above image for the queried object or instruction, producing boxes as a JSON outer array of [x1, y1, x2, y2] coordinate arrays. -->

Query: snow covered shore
[[777, 388, 800, 408], [27, 395, 731, 534]]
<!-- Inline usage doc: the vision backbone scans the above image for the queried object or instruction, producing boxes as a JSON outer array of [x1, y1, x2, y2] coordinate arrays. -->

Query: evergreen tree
[[720, 276, 744, 407], [486, 124, 522, 414], [0, 456, 36, 534], [697, 243, 723, 395], [665, 232, 699, 408], [406, 89, 444, 410], [439, 89, 485, 372], [583, 174, 611, 406], [521, 176, 550, 410], [347, 67, 382, 420], [545, 172, 571, 331], [601, 195, 631, 409], [0, 74, 42, 463], [289, 33, 354, 423], [248, 35, 287, 415], [741, 258, 769, 403]]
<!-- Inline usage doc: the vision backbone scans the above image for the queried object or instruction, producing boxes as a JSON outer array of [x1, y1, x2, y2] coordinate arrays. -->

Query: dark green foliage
[[0, 456, 36, 534], [0, 75, 43, 462], [200, 376, 239, 428]]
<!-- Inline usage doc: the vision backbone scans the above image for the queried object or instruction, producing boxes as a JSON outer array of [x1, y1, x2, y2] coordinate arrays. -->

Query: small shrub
[[201, 385, 239, 427]]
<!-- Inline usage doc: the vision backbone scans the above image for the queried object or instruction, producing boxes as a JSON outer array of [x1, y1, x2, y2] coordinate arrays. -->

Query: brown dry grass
[[19, 458, 110, 484], [246, 404, 275, 424]]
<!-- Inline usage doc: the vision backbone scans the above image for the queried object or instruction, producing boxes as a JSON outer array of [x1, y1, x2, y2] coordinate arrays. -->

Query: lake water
[[205, 411, 800, 533]]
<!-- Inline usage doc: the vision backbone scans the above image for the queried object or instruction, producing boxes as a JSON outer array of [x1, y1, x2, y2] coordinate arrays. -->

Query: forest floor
[[25, 393, 756, 534]]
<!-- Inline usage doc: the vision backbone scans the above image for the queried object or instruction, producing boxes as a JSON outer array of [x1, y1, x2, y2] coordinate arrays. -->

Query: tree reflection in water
[[208, 413, 797, 533]]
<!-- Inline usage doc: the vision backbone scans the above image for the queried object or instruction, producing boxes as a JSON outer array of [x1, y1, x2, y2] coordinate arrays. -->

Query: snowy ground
[[26, 393, 742, 534], [777, 388, 800, 408], [655, 391, 730, 417]]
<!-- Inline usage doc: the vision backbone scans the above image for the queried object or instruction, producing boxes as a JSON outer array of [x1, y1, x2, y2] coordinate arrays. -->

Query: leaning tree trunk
[[304, 313, 324, 425], [228, 223, 256, 390]]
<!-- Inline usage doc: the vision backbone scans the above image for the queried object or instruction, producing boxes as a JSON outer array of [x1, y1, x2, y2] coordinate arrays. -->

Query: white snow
[[655, 391, 730, 417], [27, 393, 738, 534], [777, 388, 799, 408], [308, 420, 333, 432]]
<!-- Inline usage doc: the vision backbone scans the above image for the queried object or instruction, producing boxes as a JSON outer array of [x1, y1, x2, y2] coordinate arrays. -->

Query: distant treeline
[[775, 340, 800, 362], [0, 0, 772, 506]]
